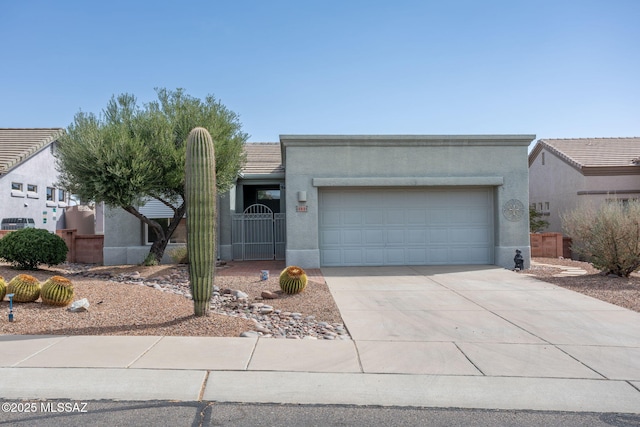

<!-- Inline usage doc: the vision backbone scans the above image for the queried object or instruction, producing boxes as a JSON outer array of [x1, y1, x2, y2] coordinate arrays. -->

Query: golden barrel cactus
[[7, 274, 41, 302], [41, 275, 75, 306], [0, 276, 6, 301], [279, 266, 308, 294]]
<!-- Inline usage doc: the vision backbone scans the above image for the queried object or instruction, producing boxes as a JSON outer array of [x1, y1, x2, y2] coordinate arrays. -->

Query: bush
[[562, 200, 640, 277], [0, 228, 68, 270], [530, 206, 549, 233], [168, 246, 189, 264]]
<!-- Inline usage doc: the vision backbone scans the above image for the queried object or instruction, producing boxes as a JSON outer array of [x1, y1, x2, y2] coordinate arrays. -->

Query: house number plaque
[[502, 199, 525, 222]]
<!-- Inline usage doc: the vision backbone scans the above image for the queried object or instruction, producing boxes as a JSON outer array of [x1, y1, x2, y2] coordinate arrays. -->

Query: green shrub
[[562, 200, 640, 277], [530, 206, 549, 233], [142, 253, 159, 266], [0, 228, 68, 270], [168, 246, 188, 264]]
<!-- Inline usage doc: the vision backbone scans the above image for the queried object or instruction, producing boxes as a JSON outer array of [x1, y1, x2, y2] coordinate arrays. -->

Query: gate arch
[[232, 204, 285, 260]]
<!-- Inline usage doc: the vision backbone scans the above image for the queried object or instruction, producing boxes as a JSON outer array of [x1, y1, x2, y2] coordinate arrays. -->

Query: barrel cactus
[[279, 266, 308, 294], [185, 127, 217, 316], [0, 276, 6, 301], [41, 275, 75, 306], [7, 274, 41, 302]]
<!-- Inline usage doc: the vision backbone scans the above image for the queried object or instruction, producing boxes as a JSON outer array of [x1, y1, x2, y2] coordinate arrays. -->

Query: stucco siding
[[530, 148, 640, 233], [0, 144, 65, 232], [282, 135, 533, 269]]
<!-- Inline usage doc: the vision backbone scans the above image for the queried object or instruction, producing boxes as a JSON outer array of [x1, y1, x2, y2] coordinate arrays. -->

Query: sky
[[1, 0, 639, 149]]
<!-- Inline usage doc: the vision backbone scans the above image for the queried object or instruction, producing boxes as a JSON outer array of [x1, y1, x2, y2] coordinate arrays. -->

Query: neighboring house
[[104, 134, 534, 270], [0, 128, 68, 233], [529, 137, 640, 233]]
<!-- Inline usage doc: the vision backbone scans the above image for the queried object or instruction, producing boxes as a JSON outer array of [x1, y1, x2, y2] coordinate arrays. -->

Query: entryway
[[231, 204, 285, 261]]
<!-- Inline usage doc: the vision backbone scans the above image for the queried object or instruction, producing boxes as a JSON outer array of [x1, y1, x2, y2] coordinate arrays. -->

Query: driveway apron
[[322, 265, 640, 380]]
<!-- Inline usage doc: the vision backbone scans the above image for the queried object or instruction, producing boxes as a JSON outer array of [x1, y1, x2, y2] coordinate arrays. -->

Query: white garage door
[[319, 188, 493, 266]]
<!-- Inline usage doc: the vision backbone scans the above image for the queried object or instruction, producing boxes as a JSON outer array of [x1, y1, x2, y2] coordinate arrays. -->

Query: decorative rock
[[233, 290, 249, 299], [261, 290, 279, 299], [60, 262, 352, 341]]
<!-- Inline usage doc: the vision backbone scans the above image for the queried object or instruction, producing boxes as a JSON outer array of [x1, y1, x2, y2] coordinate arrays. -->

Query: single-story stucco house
[[103, 134, 535, 269], [529, 137, 640, 233]]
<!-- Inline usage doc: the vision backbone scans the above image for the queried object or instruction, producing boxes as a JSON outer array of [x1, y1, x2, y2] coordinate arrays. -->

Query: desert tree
[[56, 88, 247, 263]]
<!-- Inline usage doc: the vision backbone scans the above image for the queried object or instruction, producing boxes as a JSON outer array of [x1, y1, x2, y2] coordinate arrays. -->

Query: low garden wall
[[0, 229, 103, 264]]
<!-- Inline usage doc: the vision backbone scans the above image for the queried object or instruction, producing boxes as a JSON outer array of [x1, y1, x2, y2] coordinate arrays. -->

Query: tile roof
[[536, 137, 640, 168], [242, 143, 283, 175], [0, 128, 64, 174]]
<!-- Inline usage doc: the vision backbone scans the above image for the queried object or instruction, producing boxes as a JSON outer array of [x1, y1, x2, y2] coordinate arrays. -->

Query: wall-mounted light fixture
[[297, 191, 307, 202]]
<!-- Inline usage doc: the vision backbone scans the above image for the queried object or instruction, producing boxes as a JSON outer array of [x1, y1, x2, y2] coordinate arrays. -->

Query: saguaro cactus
[[185, 127, 217, 316]]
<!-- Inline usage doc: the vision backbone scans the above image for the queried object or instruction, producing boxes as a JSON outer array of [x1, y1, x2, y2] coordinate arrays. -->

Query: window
[[58, 189, 66, 202], [145, 218, 187, 245], [27, 184, 37, 192], [541, 152, 545, 165], [257, 189, 280, 200], [46, 187, 54, 201], [544, 202, 550, 211], [11, 182, 22, 191]]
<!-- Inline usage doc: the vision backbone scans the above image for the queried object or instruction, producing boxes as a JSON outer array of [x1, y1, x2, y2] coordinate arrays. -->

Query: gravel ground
[[528, 257, 640, 313], [1, 258, 638, 337], [0, 263, 341, 337]]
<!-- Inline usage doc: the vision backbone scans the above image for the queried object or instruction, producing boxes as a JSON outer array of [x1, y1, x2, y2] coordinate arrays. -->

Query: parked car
[[1, 218, 36, 230]]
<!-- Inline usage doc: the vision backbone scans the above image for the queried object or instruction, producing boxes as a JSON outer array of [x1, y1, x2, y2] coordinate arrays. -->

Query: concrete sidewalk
[[1, 265, 640, 413]]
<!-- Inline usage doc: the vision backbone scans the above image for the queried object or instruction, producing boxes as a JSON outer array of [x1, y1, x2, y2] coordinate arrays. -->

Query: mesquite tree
[[56, 88, 247, 264]]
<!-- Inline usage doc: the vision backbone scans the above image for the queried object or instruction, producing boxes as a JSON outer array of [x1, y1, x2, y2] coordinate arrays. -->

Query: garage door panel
[[428, 248, 449, 263], [343, 249, 364, 264], [319, 188, 493, 266], [407, 209, 427, 225], [365, 249, 384, 264], [408, 229, 427, 244], [343, 210, 362, 225], [386, 209, 406, 225], [364, 210, 384, 225], [343, 230, 362, 245], [321, 249, 341, 265], [386, 229, 405, 244], [385, 248, 405, 264], [364, 230, 384, 244], [320, 211, 341, 226], [429, 228, 448, 243], [320, 229, 341, 245], [428, 208, 449, 224], [407, 248, 427, 263]]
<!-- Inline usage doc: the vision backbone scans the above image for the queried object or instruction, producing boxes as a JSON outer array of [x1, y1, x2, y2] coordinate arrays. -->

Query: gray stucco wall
[[0, 143, 66, 232], [281, 135, 534, 270], [529, 148, 640, 233]]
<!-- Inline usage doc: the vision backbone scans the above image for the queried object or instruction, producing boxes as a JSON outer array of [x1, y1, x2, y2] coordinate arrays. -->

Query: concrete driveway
[[323, 265, 640, 380]]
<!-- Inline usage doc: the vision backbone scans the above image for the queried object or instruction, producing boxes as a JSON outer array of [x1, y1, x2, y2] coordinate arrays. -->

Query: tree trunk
[[123, 202, 187, 264]]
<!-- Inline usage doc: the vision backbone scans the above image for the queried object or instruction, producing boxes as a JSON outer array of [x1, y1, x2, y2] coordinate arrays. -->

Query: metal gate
[[232, 204, 285, 260]]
